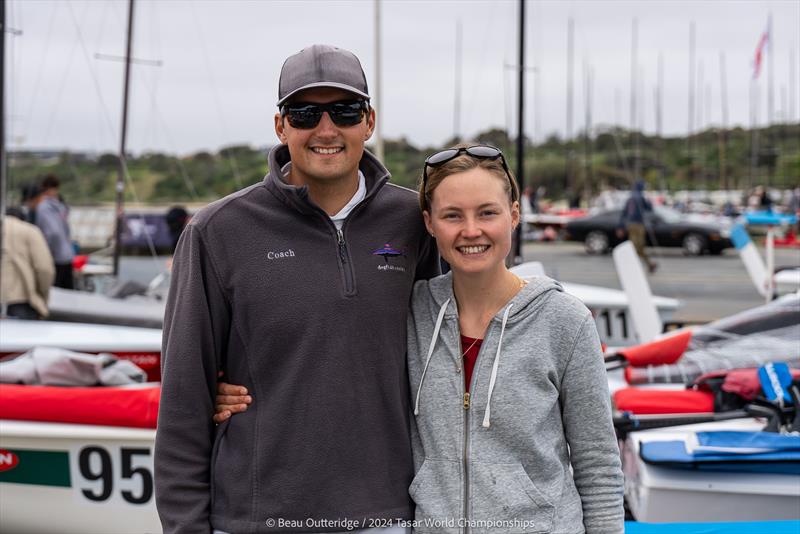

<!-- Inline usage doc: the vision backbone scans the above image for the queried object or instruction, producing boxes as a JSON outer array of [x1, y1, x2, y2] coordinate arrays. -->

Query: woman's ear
[[510, 200, 520, 230]]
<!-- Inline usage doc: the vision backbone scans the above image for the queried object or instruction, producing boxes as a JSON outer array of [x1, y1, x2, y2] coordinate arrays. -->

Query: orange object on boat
[[0, 384, 160, 428], [613, 387, 715, 415], [618, 329, 693, 367]]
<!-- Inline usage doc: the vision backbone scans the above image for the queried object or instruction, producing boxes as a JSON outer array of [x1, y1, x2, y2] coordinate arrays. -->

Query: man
[[617, 179, 657, 273], [35, 174, 75, 289], [1, 210, 55, 319], [155, 44, 438, 534]]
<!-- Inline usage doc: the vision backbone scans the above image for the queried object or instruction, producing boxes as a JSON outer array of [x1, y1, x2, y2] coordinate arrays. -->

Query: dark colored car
[[564, 206, 734, 256]]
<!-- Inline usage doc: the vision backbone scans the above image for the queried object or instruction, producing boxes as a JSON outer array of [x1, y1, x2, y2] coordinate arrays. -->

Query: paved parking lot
[[521, 241, 800, 322]]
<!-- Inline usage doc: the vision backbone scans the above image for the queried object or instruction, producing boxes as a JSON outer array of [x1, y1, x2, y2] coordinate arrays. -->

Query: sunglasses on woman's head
[[280, 100, 369, 129], [422, 145, 516, 200]]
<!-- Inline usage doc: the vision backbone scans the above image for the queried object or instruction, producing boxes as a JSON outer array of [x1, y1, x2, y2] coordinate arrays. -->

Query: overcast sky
[[5, 0, 799, 155]]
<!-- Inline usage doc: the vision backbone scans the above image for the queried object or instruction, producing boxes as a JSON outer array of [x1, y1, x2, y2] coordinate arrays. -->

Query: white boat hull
[[623, 419, 800, 522], [0, 420, 160, 534]]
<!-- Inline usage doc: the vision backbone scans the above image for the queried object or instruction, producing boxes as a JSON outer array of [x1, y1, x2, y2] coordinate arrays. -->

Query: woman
[[216, 144, 624, 533]]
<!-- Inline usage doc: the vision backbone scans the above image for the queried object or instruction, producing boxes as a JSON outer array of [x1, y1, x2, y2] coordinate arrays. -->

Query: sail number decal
[[594, 308, 633, 346], [71, 445, 154, 505]]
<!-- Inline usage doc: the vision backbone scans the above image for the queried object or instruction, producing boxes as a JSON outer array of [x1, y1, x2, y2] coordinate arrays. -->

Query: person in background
[[1, 209, 55, 319], [164, 205, 190, 254], [35, 174, 74, 289], [20, 183, 42, 224], [617, 179, 657, 273]]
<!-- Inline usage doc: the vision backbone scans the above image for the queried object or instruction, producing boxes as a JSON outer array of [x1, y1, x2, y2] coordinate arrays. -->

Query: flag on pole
[[752, 16, 771, 79]]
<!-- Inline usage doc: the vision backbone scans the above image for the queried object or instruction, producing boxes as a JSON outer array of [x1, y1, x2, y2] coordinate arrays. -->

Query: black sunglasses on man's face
[[280, 100, 369, 129]]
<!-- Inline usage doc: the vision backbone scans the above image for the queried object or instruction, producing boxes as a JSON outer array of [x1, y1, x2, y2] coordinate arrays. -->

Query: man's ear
[[364, 107, 376, 141], [275, 112, 287, 143]]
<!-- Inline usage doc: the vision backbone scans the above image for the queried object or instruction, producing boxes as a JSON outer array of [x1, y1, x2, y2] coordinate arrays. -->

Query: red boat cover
[[613, 387, 715, 414], [618, 329, 693, 367], [0, 384, 159, 428]]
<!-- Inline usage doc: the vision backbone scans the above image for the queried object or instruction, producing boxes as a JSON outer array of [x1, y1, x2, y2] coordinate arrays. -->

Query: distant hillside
[[8, 124, 799, 206]]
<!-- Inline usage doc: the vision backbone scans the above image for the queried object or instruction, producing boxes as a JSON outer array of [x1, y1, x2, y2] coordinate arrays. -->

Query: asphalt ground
[[521, 241, 800, 323]]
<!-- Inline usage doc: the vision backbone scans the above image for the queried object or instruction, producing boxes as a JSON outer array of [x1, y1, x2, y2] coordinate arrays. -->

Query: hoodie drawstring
[[482, 303, 513, 428], [414, 298, 450, 416]]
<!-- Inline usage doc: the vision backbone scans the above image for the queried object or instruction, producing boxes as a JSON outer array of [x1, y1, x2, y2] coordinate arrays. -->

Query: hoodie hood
[[424, 270, 564, 326]]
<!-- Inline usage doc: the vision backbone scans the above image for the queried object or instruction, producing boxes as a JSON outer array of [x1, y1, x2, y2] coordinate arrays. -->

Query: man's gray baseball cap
[[277, 44, 370, 106]]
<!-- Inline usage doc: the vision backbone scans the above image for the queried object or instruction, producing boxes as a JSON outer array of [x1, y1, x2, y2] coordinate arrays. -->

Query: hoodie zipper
[[461, 333, 487, 534]]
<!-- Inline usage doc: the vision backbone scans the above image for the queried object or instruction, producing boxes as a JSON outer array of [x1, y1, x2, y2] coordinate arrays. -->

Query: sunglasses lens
[[426, 149, 460, 166], [466, 146, 501, 158], [328, 102, 366, 127], [284, 101, 365, 129], [285, 105, 323, 129]]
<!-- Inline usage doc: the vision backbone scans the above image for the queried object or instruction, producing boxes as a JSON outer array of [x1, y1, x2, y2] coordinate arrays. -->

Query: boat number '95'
[[71, 445, 154, 505]]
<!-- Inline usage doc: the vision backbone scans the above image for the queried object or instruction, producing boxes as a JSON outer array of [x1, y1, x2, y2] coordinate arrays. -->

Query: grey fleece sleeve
[[560, 313, 624, 534], [155, 224, 231, 534]]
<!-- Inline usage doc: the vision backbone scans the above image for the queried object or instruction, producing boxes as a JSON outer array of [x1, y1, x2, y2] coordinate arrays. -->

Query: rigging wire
[[189, 0, 243, 189], [19, 0, 57, 152], [67, 0, 164, 272]]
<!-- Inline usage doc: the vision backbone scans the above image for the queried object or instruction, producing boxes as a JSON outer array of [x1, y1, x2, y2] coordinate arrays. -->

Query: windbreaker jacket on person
[[1, 215, 55, 317], [407, 273, 624, 534], [155, 144, 439, 534], [35, 196, 73, 264]]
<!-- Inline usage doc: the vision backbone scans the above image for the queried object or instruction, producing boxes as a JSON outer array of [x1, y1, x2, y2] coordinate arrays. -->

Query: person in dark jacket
[[36, 174, 74, 289], [617, 180, 657, 273], [154, 45, 439, 534]]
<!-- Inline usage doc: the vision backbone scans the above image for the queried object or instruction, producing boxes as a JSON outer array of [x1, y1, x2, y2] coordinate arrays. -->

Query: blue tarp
[[625, 520, 800, 533], [640, 431, 800, 474]]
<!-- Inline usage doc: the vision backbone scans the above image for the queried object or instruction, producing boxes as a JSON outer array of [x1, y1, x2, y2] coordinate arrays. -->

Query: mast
[[373, 0, 384, 161], [453, 18, 462, 142], [688, 21, 695, 184], [112, 0, 135, 276], [511, 0, 525, 264], [0, 0, 6, 294], [565, 16, 574, 198], [719, 51, 729, 190], [631, 17, 639, 182]]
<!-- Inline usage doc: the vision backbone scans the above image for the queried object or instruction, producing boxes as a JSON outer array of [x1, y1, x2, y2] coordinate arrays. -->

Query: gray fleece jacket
[[407, 273, 624, 534]]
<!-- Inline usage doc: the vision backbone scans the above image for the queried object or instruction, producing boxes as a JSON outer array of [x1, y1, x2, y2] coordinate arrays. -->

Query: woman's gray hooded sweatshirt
[[407, 273, 624, 534]]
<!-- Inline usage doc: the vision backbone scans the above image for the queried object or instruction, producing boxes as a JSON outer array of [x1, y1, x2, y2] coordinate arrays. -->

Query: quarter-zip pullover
[[155, 145, 439, 533]]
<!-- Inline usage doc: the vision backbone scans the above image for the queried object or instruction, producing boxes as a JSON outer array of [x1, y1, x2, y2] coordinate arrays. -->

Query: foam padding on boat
[[619, 329, 693, 367], [614, 387, 714, 414], [0, 384, 159, 428], [639, 439, 800, 474]]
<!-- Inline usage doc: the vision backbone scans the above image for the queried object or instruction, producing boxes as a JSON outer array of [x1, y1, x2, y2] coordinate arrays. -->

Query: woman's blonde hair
[[418, 142, 520, 213]]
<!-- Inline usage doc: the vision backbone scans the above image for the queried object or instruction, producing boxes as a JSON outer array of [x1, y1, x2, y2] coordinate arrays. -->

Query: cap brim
[[277, 82, 370, 106]]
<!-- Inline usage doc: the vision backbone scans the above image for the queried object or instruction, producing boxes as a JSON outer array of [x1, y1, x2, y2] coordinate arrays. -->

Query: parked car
[[564, 205, 733, 256]]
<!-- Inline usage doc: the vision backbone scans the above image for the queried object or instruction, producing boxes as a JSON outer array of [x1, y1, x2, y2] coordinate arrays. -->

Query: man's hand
[[615, 228, 625, 239], [214, 382, 252, 424]]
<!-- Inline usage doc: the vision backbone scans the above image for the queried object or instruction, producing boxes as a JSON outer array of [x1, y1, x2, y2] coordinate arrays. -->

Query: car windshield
[[654, 205, 682, 224]]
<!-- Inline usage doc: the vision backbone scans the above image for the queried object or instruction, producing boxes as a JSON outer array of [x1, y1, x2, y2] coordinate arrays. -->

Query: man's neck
[[287, 171, 360, 217]]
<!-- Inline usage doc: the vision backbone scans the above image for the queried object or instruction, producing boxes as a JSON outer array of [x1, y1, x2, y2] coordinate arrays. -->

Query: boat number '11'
[[71, 445, 154, 505]]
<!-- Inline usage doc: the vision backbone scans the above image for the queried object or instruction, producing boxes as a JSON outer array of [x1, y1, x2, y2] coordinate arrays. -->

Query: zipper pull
[[463, 392, 471, 410], [336, 229, 347, 263]]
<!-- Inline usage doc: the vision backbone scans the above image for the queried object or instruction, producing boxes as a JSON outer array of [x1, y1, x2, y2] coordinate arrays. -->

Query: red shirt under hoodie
[[460, 335, 483, 392]]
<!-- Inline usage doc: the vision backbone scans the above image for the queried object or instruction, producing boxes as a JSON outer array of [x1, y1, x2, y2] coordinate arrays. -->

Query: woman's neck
[[452, 266, 522, 338]]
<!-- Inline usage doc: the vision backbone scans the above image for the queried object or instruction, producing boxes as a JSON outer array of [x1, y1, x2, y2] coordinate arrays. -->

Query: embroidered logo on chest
[[372, 243, 406, 272]]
